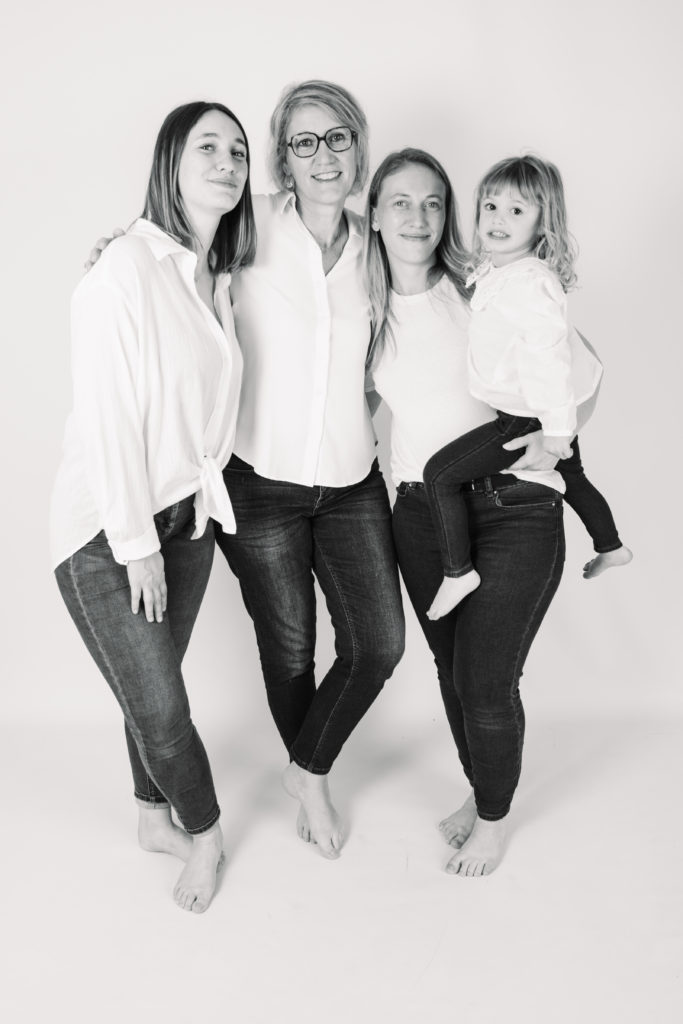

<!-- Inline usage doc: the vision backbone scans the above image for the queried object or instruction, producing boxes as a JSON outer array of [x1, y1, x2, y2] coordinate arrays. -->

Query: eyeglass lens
[[291, 126, 354, 157]]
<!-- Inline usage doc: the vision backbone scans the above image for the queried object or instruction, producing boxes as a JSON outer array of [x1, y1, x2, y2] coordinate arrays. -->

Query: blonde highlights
[[473, 154, 577, 291], [364, 149, 471, 370], [268, 80, 369, 195]]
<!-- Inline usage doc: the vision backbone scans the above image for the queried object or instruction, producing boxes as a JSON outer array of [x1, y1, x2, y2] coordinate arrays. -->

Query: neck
[[295, 196, 347, 250], [186, 208, 222, 276], [389, 260, 435, 296]]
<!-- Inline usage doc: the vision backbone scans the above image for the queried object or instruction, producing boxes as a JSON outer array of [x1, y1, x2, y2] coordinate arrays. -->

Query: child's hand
[[542, 435, 573, 460]]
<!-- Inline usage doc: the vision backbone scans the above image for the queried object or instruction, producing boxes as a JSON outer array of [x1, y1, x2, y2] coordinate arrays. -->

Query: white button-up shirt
[[50, 219, 242, 569], [468, 258, 603, 437], [229, 192, 376, 487]]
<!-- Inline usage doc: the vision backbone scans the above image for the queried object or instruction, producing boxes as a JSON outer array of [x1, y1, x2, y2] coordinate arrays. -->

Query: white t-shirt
[[50, 219, 242, 568], [367, 275, 563, 492], [229, 192, 376, 487], [468, 257, 603, 436]]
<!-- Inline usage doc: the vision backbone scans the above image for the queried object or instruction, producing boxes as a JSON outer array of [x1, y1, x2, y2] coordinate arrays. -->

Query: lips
[[488, 231, 509, 239], [210, 179, 238, 188], [312, 171, 342, 182]]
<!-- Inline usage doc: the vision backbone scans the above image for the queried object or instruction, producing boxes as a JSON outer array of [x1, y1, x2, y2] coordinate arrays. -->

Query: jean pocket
[[494, 482, 560, 510]]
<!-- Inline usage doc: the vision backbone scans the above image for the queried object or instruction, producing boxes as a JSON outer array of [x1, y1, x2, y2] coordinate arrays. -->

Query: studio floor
[[4, 686, 681, 1024]]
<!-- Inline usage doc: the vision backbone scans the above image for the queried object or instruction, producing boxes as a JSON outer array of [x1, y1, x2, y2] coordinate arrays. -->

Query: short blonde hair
[[268, 80, 369, 195]]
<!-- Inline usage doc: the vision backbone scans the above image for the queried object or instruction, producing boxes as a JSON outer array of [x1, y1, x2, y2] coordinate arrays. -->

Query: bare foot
[[137, 804, 193, 862], [445, 815, 507, 877], [297, 805, 315, 844], [427, 570, 481, 620], [282, 762, 343, 859], [583, 545, 633, 579], [173, 823, 224, 913], [438, 791, 477, 849]]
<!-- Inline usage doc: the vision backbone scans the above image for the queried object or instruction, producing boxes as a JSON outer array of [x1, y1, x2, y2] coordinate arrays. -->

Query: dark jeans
[[215, 456, 405, 774], [560, 439, 621, 552], [423, 412, 621, 576], [55, 496, 219, 834], [392, 477, 565, 820]]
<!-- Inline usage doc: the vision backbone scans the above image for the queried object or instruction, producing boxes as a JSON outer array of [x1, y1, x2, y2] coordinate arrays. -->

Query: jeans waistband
[[397, 473, 517, 496]]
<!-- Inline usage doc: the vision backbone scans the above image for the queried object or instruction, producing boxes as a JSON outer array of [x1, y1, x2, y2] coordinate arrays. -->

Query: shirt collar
[[129, 218, 194, 262], [276, 192, 364, 249]]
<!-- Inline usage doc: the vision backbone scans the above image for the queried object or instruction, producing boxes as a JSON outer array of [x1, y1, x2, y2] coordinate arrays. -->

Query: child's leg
[[423, 413, 539, 617], [559, 438, 632, 578]]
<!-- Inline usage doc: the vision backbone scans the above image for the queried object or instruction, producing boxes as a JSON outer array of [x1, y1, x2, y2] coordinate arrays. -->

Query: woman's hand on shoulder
[[84, 228, 125, 272], [127, 552, 167, 623], [503, 431, 560, 471]]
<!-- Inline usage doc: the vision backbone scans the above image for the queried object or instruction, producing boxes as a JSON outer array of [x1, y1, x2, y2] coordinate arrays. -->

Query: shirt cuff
[[109, 524, 160, 565]]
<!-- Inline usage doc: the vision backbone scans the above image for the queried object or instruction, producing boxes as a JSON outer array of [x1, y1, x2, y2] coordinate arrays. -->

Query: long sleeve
[[71, 275, 159, 563], [498, 274, 576, 436]]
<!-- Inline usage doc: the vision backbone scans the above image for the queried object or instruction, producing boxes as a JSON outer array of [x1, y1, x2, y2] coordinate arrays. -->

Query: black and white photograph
[[2, 0, 681, 1021]]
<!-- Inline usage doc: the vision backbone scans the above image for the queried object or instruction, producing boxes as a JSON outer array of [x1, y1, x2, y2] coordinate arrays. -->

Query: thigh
[[424, 414, 539, 484], [312, 464, 404, 660], [161, 505, 215, 662], [391, 486, 456, 679], [217, 462, 317, 682], [55, 534, 191, 730], [454, 482, 565, 704]]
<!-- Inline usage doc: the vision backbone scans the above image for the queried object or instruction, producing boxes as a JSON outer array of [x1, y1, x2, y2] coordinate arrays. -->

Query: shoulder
[[344, 206, 366, 236], [74, 231, 156, 304], [475, 259, 564, 315]]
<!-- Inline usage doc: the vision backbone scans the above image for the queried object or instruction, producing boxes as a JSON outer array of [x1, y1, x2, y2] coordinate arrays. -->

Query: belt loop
[[484, 476, 493, 496]]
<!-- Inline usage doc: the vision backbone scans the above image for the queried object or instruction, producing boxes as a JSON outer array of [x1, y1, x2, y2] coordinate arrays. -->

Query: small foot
[[427, 570, 481, 619], [137, 804, 193, 862], [583, 545, 633, 579], [445, 814, 507, 877], [438, 791, 477, 849], [283, 762, 343, 859], [173, 824, 224, 913]]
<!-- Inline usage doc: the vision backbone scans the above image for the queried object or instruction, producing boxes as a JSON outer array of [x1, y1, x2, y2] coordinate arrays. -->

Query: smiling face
[[477, 187, 541, 266], [177, 110, 249, 223], [371, 163, 447, 277], [284, 103, 357, 209]]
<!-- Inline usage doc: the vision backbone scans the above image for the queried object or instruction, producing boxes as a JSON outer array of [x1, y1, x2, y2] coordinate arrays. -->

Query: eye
[[232, 148, 247, 161], [511, 207, 523, 215], [298, 137, 314, 149], [483, 201, 495, 211], [199, 143, 215, 152], [393, 200, 408, 207], [329, 131, 346, 143], [426, 201, 442, 209]]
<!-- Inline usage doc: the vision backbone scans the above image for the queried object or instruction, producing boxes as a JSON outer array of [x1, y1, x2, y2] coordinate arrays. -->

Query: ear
[[370, 211, 380, 232]]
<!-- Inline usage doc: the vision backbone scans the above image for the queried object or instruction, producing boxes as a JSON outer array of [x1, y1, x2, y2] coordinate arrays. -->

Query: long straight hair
[[472, 154, 577, 291], [143, 101, 256, 274], [364, 148, 471, 369]]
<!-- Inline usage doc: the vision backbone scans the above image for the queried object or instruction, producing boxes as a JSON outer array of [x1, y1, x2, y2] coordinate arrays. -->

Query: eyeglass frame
[[286, 125, 358, 159]]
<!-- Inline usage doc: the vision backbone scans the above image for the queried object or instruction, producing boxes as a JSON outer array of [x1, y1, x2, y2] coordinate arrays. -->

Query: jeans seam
[[306, 533, 359, 770], [68, 555, 157, 799], [505, 501, 562, 808]]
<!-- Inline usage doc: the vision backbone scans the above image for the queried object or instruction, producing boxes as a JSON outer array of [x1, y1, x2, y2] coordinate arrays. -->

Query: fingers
[[501, 433, 533, 452], [130, 581, 142, 616], [142, 579, 167, 623]]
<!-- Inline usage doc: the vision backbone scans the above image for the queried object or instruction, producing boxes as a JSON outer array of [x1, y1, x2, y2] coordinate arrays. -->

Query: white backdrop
[[4, 0, 680, 722], [2, 1, 681, 1021]]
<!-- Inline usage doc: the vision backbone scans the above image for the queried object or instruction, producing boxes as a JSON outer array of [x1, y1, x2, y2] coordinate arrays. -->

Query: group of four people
[[50, 80, 630, 913]]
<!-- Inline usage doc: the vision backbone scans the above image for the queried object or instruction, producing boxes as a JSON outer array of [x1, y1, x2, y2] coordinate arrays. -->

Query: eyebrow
[[195, 131, 246, 145], [387, 191, 444, 200]]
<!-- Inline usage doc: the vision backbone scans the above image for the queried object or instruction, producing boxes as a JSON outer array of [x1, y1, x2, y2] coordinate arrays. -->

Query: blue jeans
[[55, 496, 219, 834], [392, 477, 565, 820], [215, 456, 405, 774]]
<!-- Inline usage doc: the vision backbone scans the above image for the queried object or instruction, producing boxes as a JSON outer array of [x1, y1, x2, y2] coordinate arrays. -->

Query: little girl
[[424, 155, 632, 620]]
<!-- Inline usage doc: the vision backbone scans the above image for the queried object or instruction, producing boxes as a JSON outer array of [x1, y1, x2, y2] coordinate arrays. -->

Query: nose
[[216, 153, 239, 174]]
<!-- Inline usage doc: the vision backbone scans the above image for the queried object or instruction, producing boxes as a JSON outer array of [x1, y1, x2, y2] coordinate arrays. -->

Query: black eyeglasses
[[287, 125, 357, 159]]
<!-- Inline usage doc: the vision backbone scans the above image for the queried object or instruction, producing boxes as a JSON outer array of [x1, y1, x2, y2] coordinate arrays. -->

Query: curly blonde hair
[[472, 154, 578, 291]]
